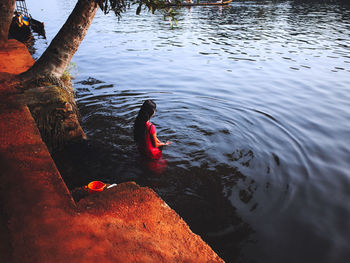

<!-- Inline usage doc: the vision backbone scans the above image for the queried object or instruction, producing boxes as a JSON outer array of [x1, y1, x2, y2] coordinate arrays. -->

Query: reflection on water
[[32, 0, 350, 262]]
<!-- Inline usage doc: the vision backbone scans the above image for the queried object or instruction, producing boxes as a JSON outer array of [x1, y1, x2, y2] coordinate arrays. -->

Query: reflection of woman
[[134, 100, 170, 160]]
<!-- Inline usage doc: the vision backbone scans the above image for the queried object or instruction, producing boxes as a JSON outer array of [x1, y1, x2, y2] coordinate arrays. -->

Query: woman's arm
[[152, 132, 166, 148], [152, 132, 171, 148], [150, 125, 171, 148]]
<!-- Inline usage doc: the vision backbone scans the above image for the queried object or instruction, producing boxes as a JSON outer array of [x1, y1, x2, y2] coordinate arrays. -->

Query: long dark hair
[[134, 100, 156, 144]]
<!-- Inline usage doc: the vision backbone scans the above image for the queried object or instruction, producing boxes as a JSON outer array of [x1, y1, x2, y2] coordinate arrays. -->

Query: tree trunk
[[21, 0, 98, 80], [23, 78, 87, 152], [0, 0, 15, 47], [18, 0, 100, 151]]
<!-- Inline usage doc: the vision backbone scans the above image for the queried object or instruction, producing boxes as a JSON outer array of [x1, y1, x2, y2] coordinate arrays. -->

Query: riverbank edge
[[0, 39, 224, 262]]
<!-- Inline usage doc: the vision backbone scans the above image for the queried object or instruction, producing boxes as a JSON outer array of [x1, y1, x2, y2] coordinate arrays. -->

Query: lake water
[[28, 0, 350, 262]]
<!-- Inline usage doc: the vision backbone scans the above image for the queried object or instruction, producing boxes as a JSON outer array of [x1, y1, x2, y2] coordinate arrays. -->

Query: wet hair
[[133, 100, 156, 144]]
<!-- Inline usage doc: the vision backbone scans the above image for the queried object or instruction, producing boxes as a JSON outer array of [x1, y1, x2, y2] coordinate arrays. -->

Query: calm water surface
[[29, 0, 350, 262]]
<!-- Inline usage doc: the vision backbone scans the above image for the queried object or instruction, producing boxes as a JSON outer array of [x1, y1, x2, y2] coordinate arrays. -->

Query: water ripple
[[33, 1, 350, 262]]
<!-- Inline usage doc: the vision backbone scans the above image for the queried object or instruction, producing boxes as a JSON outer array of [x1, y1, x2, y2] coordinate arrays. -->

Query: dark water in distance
[[28, 0, 350, 262]]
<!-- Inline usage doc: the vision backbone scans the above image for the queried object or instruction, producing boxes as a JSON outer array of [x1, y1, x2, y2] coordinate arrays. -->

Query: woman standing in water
[[134, 100, 171, 160]]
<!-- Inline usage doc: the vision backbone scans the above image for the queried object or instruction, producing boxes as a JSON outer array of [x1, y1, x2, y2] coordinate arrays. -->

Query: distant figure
[[134, 100, 171, 160]]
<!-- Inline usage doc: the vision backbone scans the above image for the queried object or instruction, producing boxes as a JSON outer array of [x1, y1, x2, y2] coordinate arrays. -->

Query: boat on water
[[167, 0, 232, 7], [9, 0, 46, 43]]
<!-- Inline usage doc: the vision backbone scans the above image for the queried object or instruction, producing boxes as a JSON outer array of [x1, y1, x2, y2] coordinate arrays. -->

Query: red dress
[[141, 121, 162, 159]]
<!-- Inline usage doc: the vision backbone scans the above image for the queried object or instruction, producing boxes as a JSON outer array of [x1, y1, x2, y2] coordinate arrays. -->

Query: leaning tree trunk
[[0, 0, 15, 47], [19, 0, 100, 151], [21, 0, 99, 80]]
